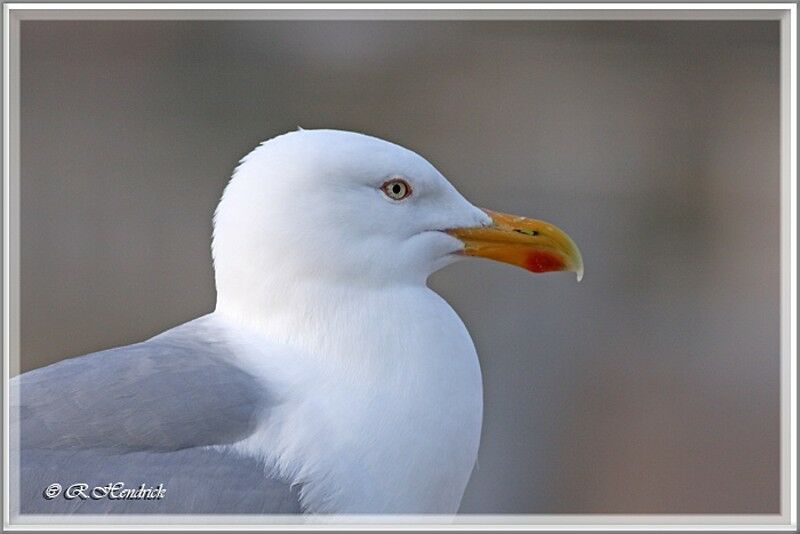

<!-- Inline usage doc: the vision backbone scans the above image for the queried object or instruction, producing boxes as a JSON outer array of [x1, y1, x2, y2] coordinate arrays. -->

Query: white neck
[[216, 281, 484, 513]]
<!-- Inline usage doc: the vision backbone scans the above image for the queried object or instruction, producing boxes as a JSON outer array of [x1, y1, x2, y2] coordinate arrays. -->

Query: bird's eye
[[380, 178, 412, 201]]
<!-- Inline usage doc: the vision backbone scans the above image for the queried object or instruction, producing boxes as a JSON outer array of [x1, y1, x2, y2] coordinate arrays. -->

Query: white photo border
[[2, 2, 796, 531]]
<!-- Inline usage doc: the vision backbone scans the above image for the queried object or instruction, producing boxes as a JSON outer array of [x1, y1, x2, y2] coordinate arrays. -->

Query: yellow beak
[[447, 208, 584, 281]]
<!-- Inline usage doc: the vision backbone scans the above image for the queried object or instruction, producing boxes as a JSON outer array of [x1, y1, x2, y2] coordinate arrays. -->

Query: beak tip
[[574, 255, 584, 282], [570, 243, 584, 282]]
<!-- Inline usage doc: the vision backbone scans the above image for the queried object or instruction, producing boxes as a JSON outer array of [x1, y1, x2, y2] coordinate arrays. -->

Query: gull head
[[212, 129, 583, 303]]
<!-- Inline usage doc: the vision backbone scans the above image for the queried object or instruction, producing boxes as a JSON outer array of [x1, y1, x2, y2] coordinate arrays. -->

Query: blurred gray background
[[19, 20, 780, 514]]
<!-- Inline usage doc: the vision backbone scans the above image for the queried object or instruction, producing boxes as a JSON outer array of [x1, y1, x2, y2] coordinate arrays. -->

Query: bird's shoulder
[[12, 315, 271, 453]]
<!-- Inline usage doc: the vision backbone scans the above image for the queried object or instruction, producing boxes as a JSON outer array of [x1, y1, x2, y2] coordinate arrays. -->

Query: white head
[[213, 129, 489, 299], [212, 129, 582, 314]]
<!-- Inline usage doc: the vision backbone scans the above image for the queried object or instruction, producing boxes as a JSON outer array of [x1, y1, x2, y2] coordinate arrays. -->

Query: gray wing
[[11, 315, 302, 515]]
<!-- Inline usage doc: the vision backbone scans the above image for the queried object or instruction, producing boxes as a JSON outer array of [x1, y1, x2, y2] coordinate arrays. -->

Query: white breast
[[221, 285, 483, 514]]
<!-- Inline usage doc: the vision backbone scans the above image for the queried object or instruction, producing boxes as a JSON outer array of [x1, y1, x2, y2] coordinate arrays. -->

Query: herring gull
[[12, 129, 583, 515]]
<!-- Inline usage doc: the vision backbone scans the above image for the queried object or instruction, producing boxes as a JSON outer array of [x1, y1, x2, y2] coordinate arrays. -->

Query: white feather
[[210, 129, 490, 513]]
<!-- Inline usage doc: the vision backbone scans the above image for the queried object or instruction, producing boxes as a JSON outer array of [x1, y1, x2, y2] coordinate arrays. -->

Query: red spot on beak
[[524, 251, 564, 273]]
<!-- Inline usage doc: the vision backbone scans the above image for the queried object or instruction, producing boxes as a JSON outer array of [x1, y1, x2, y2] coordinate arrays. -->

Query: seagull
[[11, 129, 582, 516]]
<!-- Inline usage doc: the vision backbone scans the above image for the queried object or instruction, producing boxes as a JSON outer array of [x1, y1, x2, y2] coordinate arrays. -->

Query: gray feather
[[11, 315, 302, 515]]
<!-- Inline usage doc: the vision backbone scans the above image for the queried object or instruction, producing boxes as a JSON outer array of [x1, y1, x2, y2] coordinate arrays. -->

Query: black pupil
[[392, 183, 402, 195]]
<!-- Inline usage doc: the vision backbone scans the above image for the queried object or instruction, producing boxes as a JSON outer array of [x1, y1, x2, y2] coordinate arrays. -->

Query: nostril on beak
[[513, 228, 539, 237]]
